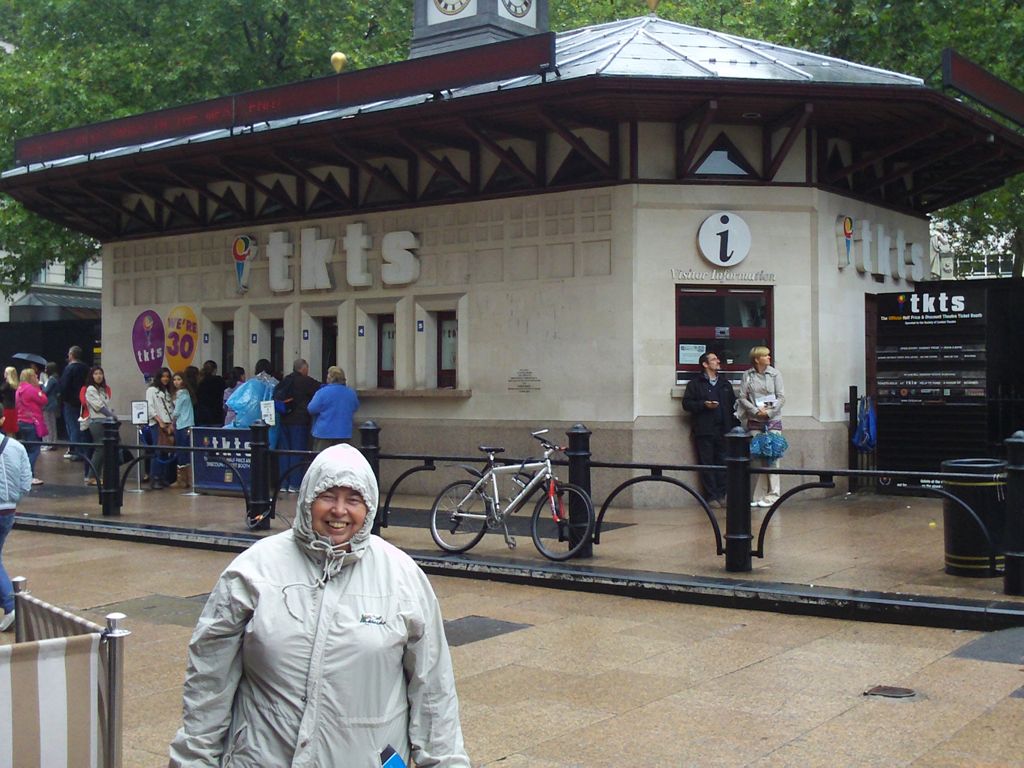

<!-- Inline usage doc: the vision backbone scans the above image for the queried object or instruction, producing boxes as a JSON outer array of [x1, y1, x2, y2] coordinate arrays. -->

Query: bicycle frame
[[456, 457, 554, 524]]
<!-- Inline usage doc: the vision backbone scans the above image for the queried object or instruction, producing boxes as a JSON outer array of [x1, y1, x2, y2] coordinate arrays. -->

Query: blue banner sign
[[192, 427, 252, 494]]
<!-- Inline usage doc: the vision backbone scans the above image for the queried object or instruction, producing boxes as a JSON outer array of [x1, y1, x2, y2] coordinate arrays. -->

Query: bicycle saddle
[[478, 445, 505, 454]]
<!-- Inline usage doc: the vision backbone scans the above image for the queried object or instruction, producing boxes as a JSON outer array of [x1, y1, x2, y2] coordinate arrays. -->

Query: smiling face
[[173, 374, 185, 390], [310, 486, 368, 548]]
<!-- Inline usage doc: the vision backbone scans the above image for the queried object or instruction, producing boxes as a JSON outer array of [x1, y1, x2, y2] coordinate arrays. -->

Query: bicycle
[[429, 429, 596, 561]]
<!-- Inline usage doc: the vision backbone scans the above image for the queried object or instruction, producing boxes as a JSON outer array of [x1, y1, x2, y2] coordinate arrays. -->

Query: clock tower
[[410, 0, 548, 58]]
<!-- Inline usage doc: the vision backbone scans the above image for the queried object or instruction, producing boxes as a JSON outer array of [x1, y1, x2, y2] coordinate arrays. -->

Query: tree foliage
[[1, 0, 1023, 293], [0, 0, 412, 293]]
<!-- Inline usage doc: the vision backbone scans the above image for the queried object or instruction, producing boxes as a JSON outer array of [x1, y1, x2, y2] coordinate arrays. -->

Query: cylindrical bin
[[941, 458, 1006, 577]]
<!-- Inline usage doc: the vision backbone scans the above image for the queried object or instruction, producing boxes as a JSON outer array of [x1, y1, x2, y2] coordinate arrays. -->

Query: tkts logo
[[904, 291, 966, 313], [233, 235, 257, 293]]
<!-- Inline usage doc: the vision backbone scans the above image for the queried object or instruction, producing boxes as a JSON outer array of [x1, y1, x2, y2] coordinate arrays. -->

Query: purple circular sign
[[131, 310, 166, 377]]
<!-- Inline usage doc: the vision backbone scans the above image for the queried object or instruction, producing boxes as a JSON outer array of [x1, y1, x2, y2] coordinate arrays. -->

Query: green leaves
[[0, 0, 1022, 287]]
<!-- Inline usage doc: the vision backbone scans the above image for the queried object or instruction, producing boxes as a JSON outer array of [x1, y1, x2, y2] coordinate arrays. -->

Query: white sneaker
[[63, 451, 73, 459], [757, 497, 778, 508], [750, 499, 761, 507], [0, 610, 14, 632]]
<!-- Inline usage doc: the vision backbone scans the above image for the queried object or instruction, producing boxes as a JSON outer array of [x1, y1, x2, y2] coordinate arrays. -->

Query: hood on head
[[292, 444, 378, 558]]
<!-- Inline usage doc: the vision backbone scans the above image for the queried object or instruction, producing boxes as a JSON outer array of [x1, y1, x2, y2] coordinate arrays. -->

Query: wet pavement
[[4, 450, 1024, 765]]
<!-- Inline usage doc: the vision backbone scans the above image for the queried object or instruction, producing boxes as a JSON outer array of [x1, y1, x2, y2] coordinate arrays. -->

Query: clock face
[[434, 0, 471, 15], [501, 0, 532, 17]]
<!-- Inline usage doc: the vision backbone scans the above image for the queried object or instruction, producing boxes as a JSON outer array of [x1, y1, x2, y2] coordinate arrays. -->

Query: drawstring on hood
[[282, 445, 380, 611]]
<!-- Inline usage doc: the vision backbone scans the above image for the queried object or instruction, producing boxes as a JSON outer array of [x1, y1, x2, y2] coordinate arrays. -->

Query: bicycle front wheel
[[430, 480, 489, 553], [531, 482, 595, 561]]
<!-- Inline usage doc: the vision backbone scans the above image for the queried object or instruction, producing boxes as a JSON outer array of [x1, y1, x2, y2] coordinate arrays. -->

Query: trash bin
[[941, 458, 1006, 577]]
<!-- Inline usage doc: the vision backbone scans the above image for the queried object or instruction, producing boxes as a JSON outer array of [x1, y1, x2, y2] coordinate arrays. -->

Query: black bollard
[[248, 421, 272, 530], [565, 423, 593, 558], [724, 427, 752, 572], [1004, 431, 1024, 596], [360, 421, 382, 535], [100, 418, 122, 517]]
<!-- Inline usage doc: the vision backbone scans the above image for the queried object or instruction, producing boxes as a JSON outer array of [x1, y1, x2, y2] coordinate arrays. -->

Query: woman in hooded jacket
[[169, 444, 470, 768]]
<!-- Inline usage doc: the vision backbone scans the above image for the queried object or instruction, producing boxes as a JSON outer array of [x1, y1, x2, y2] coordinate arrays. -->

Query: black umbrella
[[12, 352, 48, 367]]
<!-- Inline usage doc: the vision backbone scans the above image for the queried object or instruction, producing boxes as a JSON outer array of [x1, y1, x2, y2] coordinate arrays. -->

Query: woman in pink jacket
[[15, 368, 48, 486]]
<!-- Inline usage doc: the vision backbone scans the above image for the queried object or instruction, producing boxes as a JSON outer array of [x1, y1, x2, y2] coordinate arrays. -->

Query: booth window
[[675, 286, 772, 382], [437, 310, 457, 388], [270, 319, 285, 378], [220, 322, 234, 375], [378, 314, 396, 389], [321, 316, 338, 381]]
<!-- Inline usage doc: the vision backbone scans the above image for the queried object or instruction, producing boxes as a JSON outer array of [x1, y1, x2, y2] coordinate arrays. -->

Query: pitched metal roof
[[1, 14, 1021, 238], [2, 16, 925, 176], [512, 16, 923, 87]]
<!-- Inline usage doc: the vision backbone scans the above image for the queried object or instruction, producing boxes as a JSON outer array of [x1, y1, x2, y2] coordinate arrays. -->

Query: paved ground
[[5, 530, 1024, 767], [6, 449, 1024, 765]]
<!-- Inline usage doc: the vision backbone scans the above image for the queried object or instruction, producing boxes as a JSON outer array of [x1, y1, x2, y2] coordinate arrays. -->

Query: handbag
[[157, 426, 175, 447], [750, 425, 788, 459]]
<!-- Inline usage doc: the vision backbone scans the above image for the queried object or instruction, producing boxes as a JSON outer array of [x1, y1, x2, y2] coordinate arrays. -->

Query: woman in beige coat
[[736, 346, 786, 507]]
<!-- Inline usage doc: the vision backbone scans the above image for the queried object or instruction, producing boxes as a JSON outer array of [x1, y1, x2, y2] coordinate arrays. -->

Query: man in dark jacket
[[682, 352, 738, 507], [195, 360, 227, 426], [58, 346, 89, 461], [274, 358, 321, 493]]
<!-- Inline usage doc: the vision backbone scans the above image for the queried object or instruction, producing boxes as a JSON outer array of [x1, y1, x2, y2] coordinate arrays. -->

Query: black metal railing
[[20, 420, 1024, 596]]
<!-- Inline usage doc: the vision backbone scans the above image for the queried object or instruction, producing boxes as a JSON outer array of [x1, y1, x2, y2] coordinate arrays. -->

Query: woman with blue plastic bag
[[736, 346, 787, 508]]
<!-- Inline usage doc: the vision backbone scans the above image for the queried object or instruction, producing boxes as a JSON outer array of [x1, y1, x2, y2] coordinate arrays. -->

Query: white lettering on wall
[[256, 222, 422, 291], [267, 231, 294, 292], [381, 231, 421, 285], [837, 215, 924, 282], [300, 227, 333, 290], [343, 222, 373, 287]]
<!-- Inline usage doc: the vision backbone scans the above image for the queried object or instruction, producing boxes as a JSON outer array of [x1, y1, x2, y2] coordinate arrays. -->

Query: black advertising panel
[[875, 286, 990, 492]]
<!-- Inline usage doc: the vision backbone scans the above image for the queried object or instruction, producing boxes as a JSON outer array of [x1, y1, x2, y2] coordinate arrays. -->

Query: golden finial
[[647, 0, 660, 12], [331, 52, 348, 74]]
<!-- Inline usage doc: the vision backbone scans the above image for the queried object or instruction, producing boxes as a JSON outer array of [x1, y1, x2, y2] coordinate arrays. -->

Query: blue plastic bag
[[225, 378, 273, 428], [852, 396, 876, 452], [751, 428, 788, 459]]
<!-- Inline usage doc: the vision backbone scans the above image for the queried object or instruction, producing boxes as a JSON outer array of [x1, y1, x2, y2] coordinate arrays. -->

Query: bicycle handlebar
[[531, 429, 563, 452]]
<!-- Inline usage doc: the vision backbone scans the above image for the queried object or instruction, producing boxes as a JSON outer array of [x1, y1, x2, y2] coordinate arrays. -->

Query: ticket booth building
[[3, 14, 1023, 502]]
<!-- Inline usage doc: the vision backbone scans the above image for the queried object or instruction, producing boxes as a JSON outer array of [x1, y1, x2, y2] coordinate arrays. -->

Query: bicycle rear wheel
[[530, 482, 594, 561], [430, 480, 489, 553]]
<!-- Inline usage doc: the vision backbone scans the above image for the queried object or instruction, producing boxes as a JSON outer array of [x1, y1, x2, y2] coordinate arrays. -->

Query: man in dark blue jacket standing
[[682, 352, 738, 508], [58, 345, 89, 461]]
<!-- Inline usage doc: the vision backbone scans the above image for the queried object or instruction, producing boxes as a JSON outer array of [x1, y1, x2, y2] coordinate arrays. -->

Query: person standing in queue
[[0, 367, 17, 437], [682, 352, 738, 509], [736, 346, 786, 508], [82, 366, 115, 487], [171, 371, 197, 489], [59, 346, 89, 461], [145, 368, 176, 489], [308, 366, 360, 452], [15, 368, 48, 486], [0, 412, 32, 633], [169, 444, 470, 768], [274, 358, 321, 493], [195, 360, 226, 427], [41, 361, 60, 452]]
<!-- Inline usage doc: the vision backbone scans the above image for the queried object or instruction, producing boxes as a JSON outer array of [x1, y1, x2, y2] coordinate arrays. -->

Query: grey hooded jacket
[[169, 444, 469, 767]]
